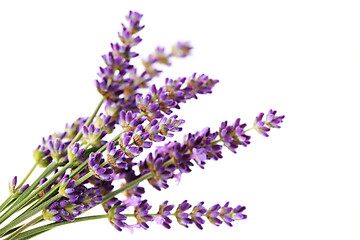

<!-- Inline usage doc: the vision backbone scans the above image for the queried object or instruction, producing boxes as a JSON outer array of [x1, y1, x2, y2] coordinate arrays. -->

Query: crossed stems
[[0, 91, 254, 240]]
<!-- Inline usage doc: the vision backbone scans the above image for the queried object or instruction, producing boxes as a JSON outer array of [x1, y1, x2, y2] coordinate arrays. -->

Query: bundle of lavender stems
[[0, 11, 284, 240]]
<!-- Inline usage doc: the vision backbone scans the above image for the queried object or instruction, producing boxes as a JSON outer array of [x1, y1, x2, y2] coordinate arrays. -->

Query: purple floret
[[220, 118, 251, 152], [88, 152, 114, 181], [254, 109, 285, 137]]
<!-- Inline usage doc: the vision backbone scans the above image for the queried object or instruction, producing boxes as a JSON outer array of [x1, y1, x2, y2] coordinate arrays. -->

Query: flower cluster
[[219, 118, 251, 153], [0, 10, 285, 240], [254, 109, 285, 137], [43, 175, 102, 222]]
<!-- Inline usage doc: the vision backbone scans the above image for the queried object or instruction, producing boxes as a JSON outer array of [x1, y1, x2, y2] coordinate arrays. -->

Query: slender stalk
[[101, 172, 154, 204], [0, 194, 61, 237], [1, 106, 144, 236], [0, 161, 71, 226], [244, 127, 255, 132], [74, 172, 93, 187], [0, 162, 38, 213], [11, 230, 48, 240], [0, 226, 23, 239], [10, 215, 107, 240], [16, 162, 38, 191], [16, 162, 73, 212], [210, 139, 222, 146], [0, 196, 14, 213], [5, 216, 43, 240], [0, 162, 57, 225]]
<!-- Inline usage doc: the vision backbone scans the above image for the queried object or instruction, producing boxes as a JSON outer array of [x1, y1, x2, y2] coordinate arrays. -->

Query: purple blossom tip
[[254, 109, 285, 137], [9, 176, 17, 193], [89, 152, 114, 181]]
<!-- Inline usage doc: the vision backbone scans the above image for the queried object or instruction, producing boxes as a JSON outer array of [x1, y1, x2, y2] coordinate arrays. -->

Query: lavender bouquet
[[0, 11, 284, 239]]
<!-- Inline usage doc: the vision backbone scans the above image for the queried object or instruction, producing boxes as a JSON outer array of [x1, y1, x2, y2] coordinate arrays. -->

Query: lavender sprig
[[104, 199, 247, 232], [0, 10, 285, 240]]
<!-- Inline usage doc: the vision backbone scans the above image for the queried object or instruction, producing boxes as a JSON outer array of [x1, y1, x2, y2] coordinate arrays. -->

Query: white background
[[0, 0, 359, 239]]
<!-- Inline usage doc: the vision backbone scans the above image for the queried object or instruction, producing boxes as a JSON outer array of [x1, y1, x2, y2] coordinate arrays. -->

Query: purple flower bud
[[67, 143, 86, 166], [9, 176, 17, 193], [220, 202, 247, 227], [13, 184, 29, 199], [106, 141, 127, 168], [125, 11, 145, 34], [139, 153, 175, 191], [95, 78, 124, 102], [206, 204, 222, 226], [175, 200, 193, 228], [108, 203, 127, 232], [155, 201, 174, 229], [82, 124, 107, 147], [88, 152, 114, 181], [171, 41, 192, 58], [48, 138, 69, 160], [265, 109, 285, 129], [95, 113, 117, 134], [136, 94, 163, 120], [220, 119, 251, 153], [134, 200, 153, 230], [190, 202, 207, 229]]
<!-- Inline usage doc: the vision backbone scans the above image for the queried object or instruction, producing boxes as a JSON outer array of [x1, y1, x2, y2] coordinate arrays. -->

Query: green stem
[[11, 230, 48, 240], [29, 132, 122, 211], [11, 162, 72, 217], [0, 162, 37, 212], [70, 96, 106, 145], [0, 194, 61, 237], [27, 97, 109, 212], [101, 172, 154, 204], [0, 162, 57, 225], [11, 215, 107, 240], [5, 216, 43, 240], [244, 127, 255, 132], [1, 90, 106, 236], [210, 139, 222, 146], [74, 172, 93, 188], [16, 162, 38, 191], [0, 196, 14, 213]]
